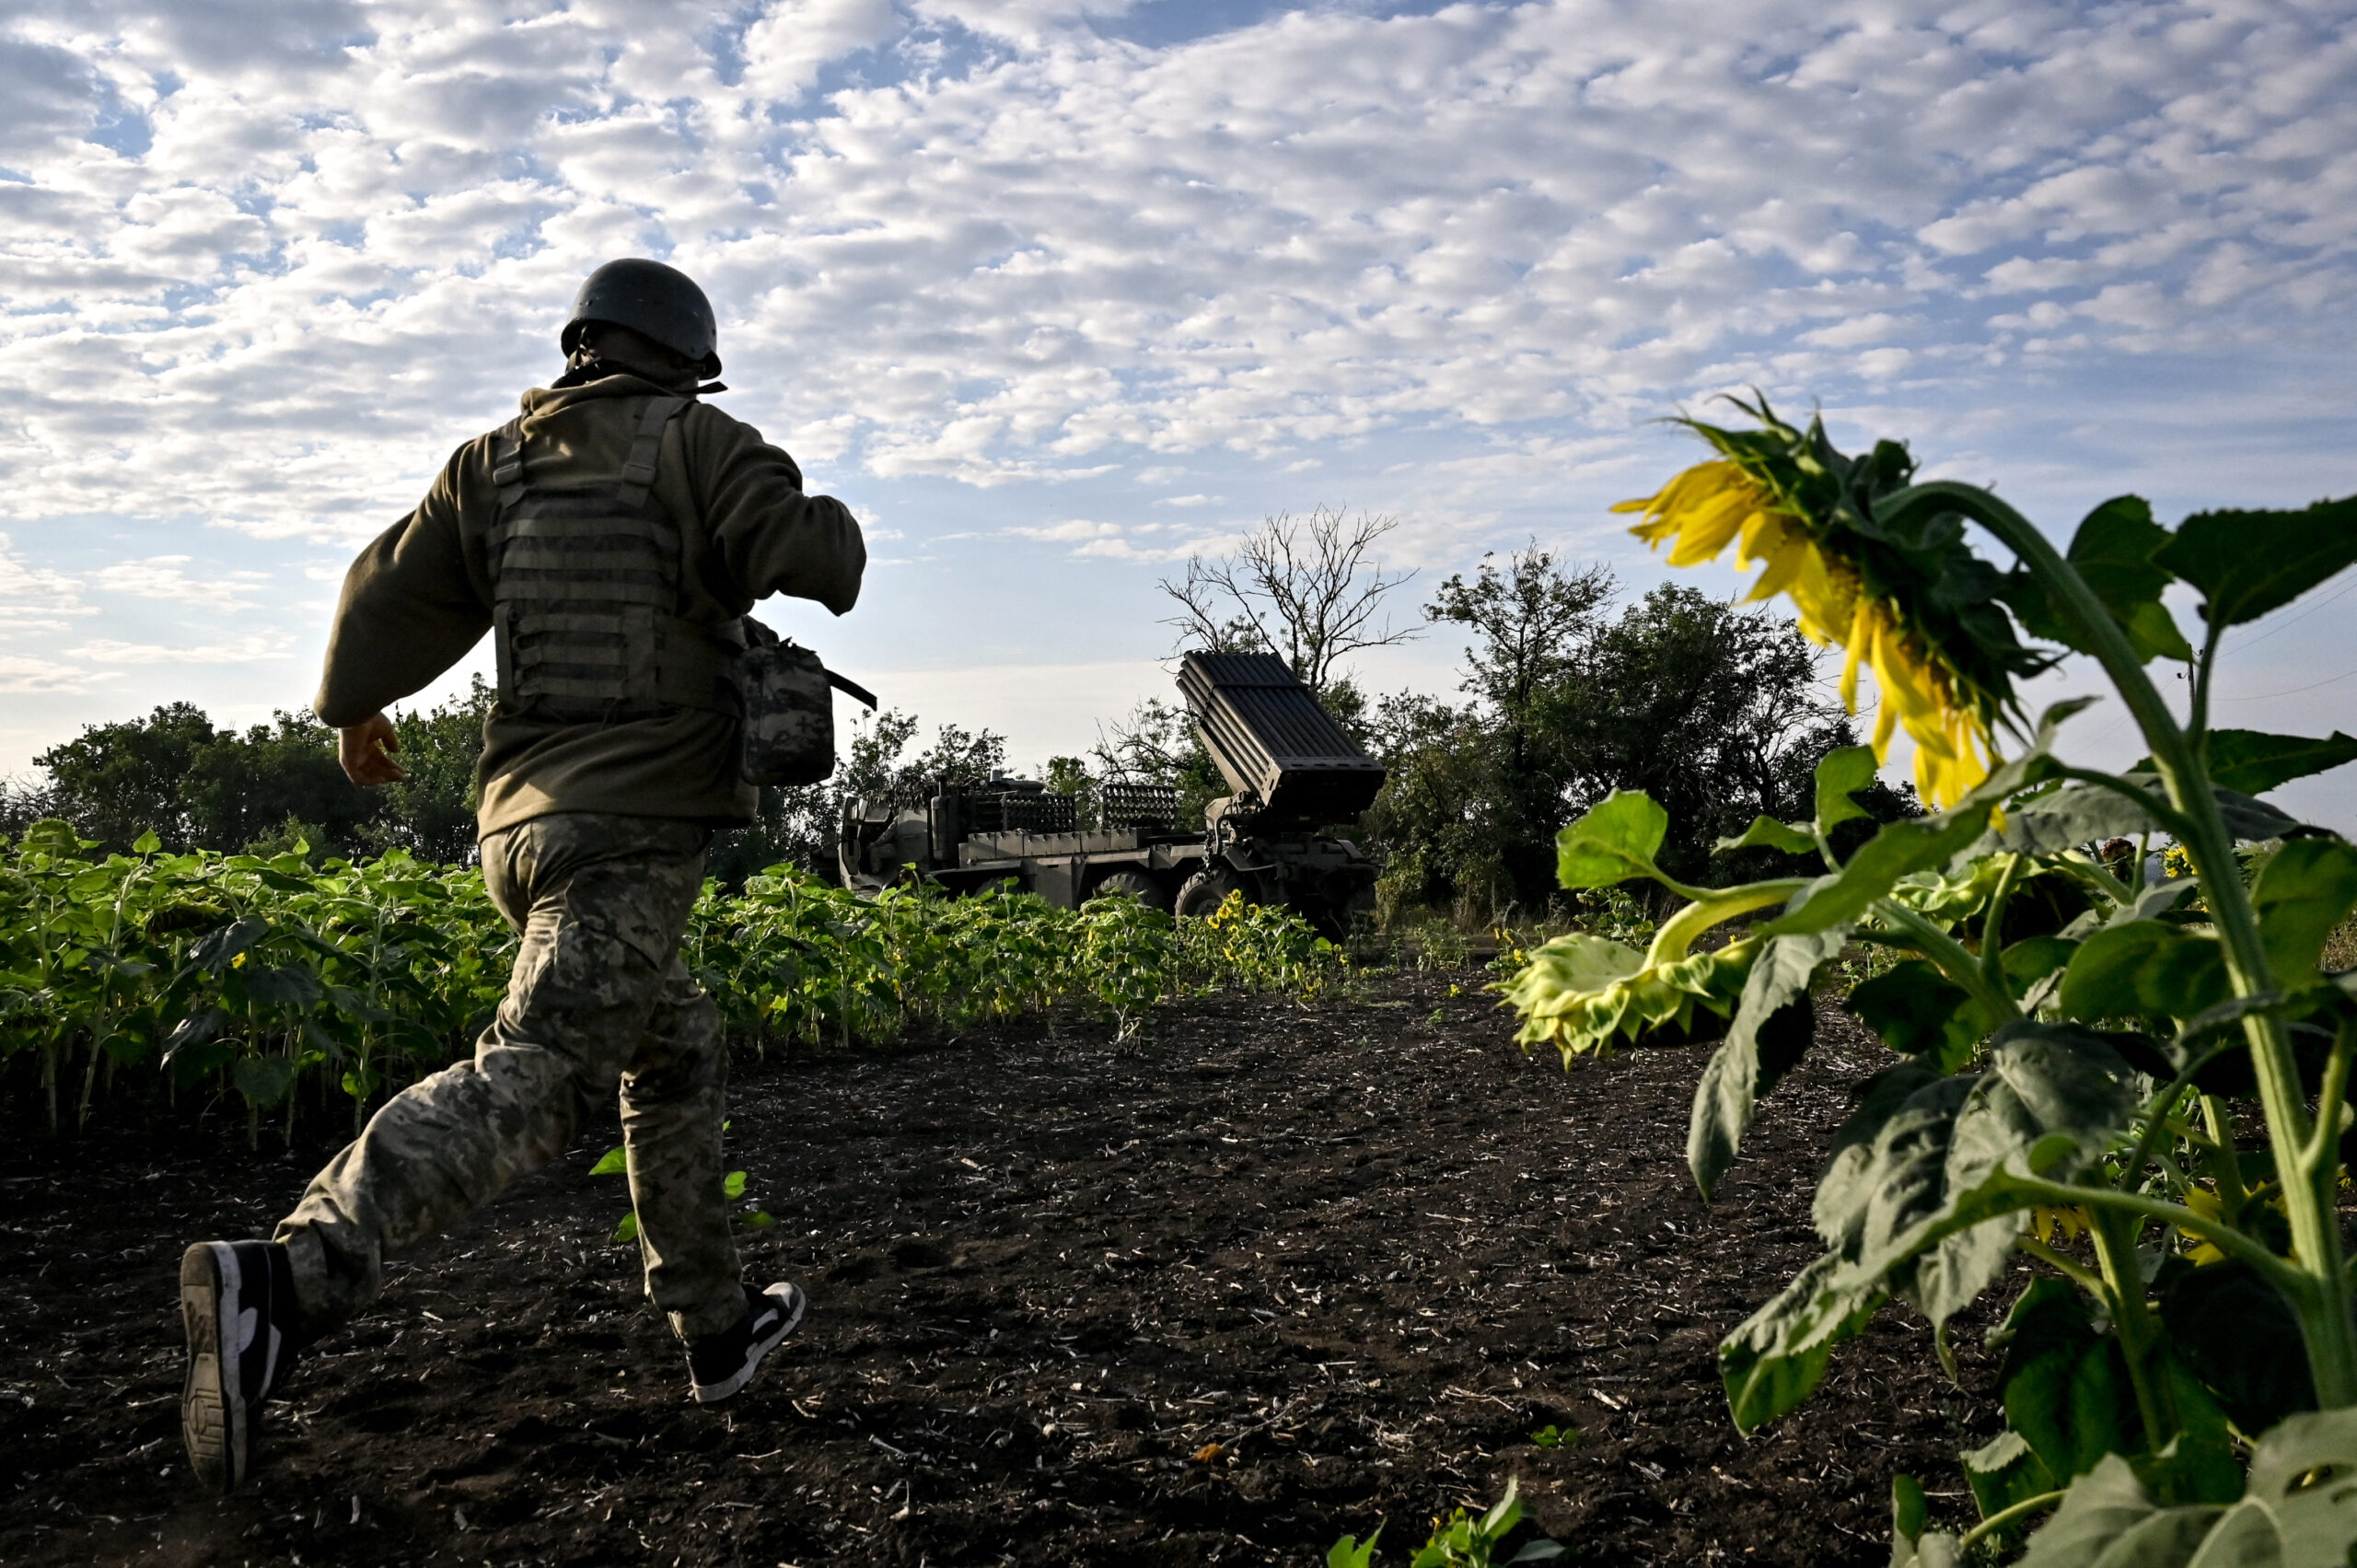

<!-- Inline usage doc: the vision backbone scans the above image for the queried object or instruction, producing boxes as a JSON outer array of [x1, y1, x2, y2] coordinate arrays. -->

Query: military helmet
[[562, 258, 722, 377]]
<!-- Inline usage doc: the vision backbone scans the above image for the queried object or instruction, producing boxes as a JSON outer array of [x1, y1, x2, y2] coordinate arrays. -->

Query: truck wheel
[[1087, 869, 1173, 912], [1175, 866, 1243, 919]]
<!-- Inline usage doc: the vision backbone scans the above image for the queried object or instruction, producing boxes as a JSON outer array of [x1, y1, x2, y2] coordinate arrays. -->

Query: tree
[[1159, 505, 1419, 703], [33, 703, 222, 853], [1090, 697, 1228, 829], [34, 704, 377, 858], [1421, 545, 1619, 903], [1547, 584, 1847, 889], [1364, 574, 1898, 923], [361, 677, 495, 865], [1361, 691, 1508, 923], [704, 709, 1009, 888]]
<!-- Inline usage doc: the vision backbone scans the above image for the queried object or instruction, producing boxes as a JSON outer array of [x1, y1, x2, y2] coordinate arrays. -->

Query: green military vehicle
[[838, 652, 1384, 935]]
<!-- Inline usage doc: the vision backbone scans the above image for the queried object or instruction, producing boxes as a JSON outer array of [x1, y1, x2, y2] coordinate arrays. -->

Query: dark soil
[[1, 970, 2008, 1567]]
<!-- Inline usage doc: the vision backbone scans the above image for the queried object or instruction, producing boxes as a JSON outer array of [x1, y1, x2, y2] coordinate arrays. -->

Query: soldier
[[177, 258, 865, 1493]]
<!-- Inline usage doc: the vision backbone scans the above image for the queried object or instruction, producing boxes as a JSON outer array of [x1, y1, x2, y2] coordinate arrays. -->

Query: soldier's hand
[[339, 713, 406, 785]]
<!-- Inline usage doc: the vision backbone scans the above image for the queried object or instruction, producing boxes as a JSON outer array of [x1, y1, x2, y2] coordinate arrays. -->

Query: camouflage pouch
[[737, 617, 877, 787]]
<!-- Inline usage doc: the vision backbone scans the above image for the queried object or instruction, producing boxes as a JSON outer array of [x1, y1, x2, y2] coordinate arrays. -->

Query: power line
[[2214, 667, 2357, 703], [2219, 575, 2357, 654]]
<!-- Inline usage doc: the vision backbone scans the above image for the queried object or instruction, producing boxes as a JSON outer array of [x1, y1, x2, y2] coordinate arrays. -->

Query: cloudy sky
[[4, 0, 2355, 823]]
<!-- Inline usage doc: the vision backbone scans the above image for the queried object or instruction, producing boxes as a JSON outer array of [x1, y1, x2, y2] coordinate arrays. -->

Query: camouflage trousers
[[275, 812, 746, 1342]]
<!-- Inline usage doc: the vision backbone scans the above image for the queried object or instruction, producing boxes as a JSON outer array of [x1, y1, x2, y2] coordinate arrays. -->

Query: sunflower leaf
[[2193, 729, 2357, 797], [2159, 1261, 2316, 1438], [1813, 745, 1881, 833], [1990, 776, 2169, 854], [2249, 838, 2357, 982], [2058, 921, 2232, 1023], [2009, 1455, 2219, 1567], [2240, 1409, 2357, 1556], [1849, 959, 1987, 1072], [2153, 494, 2357, 628], [1688, 927, 1843, 1200], [1999, 498, 2195, 665], [2071, 496, 2194, 663], [1770, 700, 2090, 935], [1989, 1279, 2125, 1486], [1964, 1428, 2060, 1536], [1714, 815, 1817, 857], [1721, 1023, 2138, 1433], [1554, 789, 1670, 890]]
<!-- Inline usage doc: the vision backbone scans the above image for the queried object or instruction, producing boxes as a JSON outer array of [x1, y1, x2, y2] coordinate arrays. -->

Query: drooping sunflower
[[1496, 931, 1754, 1065], [1615, 397, 2038, 809]]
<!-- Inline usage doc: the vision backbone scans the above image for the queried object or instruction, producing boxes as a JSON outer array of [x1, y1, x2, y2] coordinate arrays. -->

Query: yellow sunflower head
[[1616, 397, 2037, 809]]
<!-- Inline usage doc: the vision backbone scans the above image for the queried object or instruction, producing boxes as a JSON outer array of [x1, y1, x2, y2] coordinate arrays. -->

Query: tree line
[[0, 510, 1912, 923]]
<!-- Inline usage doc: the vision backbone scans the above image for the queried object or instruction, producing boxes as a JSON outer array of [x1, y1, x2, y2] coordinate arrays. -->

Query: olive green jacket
[[314, 373, 865, 835]]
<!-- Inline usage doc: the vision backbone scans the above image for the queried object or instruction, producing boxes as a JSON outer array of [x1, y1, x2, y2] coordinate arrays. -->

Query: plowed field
[[2, 969, 2003, 1566]]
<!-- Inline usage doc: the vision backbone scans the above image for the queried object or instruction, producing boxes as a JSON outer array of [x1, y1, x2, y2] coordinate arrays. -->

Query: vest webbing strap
[[618, 396, 684, 506], [486, 395, 742, 721]]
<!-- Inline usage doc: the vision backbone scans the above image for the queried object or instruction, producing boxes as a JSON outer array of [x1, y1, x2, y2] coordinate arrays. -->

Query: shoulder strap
[[618, 396, 689, 510], [488, 417, 528, 516]]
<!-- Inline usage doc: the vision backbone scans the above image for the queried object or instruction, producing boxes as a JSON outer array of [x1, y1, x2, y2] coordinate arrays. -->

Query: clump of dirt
[[1, 971, 2003, 1566]]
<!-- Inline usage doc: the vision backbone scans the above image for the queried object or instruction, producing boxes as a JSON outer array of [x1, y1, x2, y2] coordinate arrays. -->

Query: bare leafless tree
[[1159, 506, 1420, 696]]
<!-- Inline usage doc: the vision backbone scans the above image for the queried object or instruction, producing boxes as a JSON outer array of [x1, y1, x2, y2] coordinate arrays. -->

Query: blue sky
[[4, 0, 2356, 826]]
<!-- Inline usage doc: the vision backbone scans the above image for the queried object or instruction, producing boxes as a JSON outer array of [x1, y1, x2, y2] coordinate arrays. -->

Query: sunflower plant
[[1506, 398, 2357, 1563]]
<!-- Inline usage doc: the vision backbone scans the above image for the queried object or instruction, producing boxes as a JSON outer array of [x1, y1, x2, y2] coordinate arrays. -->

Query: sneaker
[[686, 1282, 806, 1404], [180, 1240, 297, 1493]]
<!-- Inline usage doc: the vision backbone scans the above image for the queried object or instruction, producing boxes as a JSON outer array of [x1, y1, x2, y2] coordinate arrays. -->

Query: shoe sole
[[691, 1284, 806, 1405], [180, 1242, 245, 1493]]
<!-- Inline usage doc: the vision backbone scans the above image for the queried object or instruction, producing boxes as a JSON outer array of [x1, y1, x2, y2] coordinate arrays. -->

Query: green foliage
[[1553, 790, 1671, 891], [360, 676, 495, 865], [0, 833, 1339, 1142], [1329, 1478, 1562, 1568], [2059, 922, 2230, 1023], [2004, 496, 2191, 665], [709, 706, 1010, 888], [2153, 496, 2357, 629], [1848, 961, 1984, 1066], [591, 1144, 772, 1244], [1720, 1024, 2143, 1433], [1912, 1410, 2357, 1566], [1407, 1479, 1562, 1567], [1497, 407, 2357, 1564], [33, 704, 381, 859], [1369, 553, 1900, 925], [1684, 930, 1834, 1197], [1814, 744, 1883, 834], [2189, 730, 2357, 798]]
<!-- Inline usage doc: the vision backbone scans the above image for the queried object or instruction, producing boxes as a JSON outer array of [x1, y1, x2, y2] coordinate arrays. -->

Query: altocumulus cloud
[[0, 0, 2349, 544]]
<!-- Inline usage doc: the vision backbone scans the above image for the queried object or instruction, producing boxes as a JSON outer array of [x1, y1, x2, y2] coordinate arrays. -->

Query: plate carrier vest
[[485, 395, 744, 724]]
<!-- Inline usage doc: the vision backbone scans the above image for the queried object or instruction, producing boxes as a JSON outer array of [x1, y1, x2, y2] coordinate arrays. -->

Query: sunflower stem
[[2049, 848, 2134, 909], [1955, 1490, 2068, 1551], [1980, 852, 2023, 996], [1643, 879, 1813, 965], [1883, 478, 2357, 1409], [2016, 1235, 2110, 1298], [1873, 898, 2019, 1025], [2087, 1204, 2170, 1455], [2007, 1175, 2307, 1298], [2190, 620, 2225, 749]]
